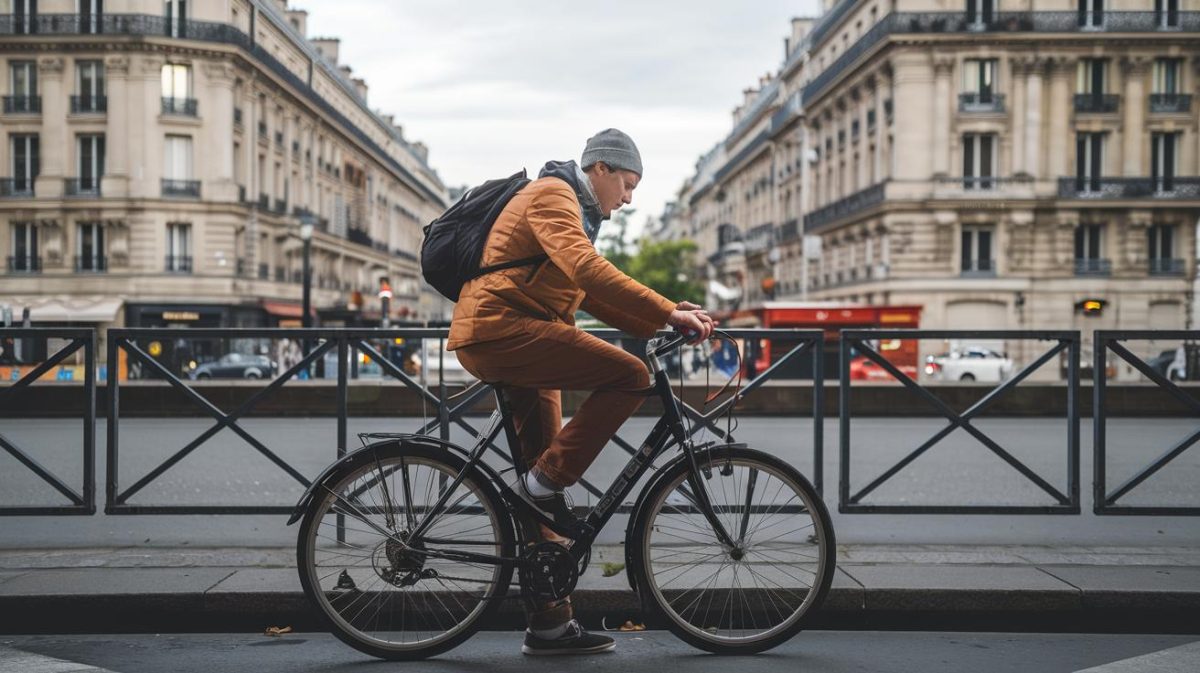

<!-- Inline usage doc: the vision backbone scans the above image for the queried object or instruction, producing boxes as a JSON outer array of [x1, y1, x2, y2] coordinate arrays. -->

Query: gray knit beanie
[[581, 128, 643, 177]]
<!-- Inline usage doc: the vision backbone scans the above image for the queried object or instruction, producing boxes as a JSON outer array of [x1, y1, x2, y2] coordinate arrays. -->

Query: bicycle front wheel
[[296, 441, 515, 660], [631, 447, 835, 654]]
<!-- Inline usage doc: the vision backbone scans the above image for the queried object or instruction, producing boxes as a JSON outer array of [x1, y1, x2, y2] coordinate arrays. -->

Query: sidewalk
[[0, 545, 1197, 634]]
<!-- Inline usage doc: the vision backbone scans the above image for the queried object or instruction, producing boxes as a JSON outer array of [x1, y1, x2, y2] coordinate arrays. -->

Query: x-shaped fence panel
[[839, 330, 1080, 514], [0, 328, 95, 515], [1094, 330, 1200, 515]]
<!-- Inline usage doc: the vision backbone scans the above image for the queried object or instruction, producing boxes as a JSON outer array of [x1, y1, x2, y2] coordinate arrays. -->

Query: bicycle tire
[[296, 440, 515, 660], [630, 447, 835, 654]]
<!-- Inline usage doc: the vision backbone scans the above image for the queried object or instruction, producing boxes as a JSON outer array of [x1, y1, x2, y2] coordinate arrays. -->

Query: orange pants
[[455, 323, 652, 488]]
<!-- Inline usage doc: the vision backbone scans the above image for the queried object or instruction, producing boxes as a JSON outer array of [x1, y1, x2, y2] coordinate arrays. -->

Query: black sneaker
[[512, 474, 581, 530], [522, 619, 615, 656]]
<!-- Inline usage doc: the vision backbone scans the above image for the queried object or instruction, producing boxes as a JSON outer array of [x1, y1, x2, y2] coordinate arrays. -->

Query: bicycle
[[288, 330, 835, 659]]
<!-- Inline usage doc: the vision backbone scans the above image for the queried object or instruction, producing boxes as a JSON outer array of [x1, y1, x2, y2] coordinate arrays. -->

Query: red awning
[[262, 301, 314, 319]]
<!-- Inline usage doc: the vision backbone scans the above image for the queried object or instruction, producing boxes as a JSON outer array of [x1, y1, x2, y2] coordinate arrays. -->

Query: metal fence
[[839, 330, 1081, 514], [1094, 330, 1199, 516], [0, 328, 95, 515], [101, 327, 824, 514]]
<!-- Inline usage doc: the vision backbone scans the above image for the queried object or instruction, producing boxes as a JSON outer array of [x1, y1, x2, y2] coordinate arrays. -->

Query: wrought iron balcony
[[6, 256, 41, 273], [1149, 258, 1185, 276], [1075, 258, 1112, 276], [165, 255, 193, 273], [161, 96, 198, 116], [347, 227, 373, 247], [69, 95, 106, 113], [0, 178, 35, 198], [74, 255, 107, 272], [272, 199, 287, 214], [1149, 94, 1192, 114], [64, 178, 101, 197], [959, 92, 1005, 113], [935, 176, 1034, 192], [804, 181, 887, 233], [161, 179, 201, 198], [1074, 93, 1119, 114], [2, 95, 41, 114], [961, 258, 996, 277], [1058, 177, 1200, 199]]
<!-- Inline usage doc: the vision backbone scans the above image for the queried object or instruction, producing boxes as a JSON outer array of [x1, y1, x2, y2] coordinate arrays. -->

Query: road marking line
[[0, 645, 118, 673], [1074, 640, 1200, 673]]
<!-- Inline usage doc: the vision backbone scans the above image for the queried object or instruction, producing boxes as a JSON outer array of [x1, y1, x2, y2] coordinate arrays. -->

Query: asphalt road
[[2, 631, 1197, 673], [1, 416, 1198, 547]]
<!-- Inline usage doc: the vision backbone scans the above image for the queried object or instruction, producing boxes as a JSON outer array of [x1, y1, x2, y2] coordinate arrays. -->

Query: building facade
[[670, 0, 1200, 367], [0, 0, 448, 357]]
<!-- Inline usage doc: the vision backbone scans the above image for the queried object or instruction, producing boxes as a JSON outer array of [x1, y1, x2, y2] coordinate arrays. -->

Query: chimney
[[338, 65, 353, 81], [351, 77, 368, 102], [312, 37, 340, 65], [286, 9, 308, 37], [791, 17, 814, 43]]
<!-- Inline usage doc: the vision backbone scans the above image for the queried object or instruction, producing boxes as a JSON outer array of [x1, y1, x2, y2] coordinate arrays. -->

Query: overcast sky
[[302, 0, 821, 237]]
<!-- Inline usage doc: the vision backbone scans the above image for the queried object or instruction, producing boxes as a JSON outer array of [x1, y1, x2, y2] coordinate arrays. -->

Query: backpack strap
[[473, 253, 549, 279]]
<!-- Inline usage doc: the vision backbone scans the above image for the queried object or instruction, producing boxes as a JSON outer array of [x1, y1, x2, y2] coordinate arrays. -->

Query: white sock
[[531, 620, 572, 640], [524, 471, 555, 498]]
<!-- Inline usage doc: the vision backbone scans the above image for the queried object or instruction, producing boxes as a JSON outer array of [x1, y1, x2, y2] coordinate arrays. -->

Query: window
[[161, 63, 191, 99], [1148, 225, 1174, 262], [966, 0, 994, 26], [76, 134, 105, 192], [166, 222, 191, 272], [78, 0, 103, 34], [76, 222, 105, 271], [163, 135, 193, 180], [10, 134, 39, 193], [1156, 0, 1180, 28], [961, 134, 996, 189], [1152, 59, 1180, 94], [9, 223, 38, 272], [1151, 133, 1178, 192], [1074, 224, 1108, 275], [12, 0, 37, 34], [164, 0, 187, 38], [962, 59, 997, 97], [1075, 133, 1104, 192], [1078, 0, 1104, 28], [961, 226, 994, 274], [75, 60, 105, 112], [7, 60, 39, 113], [1076, 59, 1107, 95]]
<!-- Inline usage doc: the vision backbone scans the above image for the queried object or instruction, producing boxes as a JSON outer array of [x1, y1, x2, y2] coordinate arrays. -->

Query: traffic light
[[1076, 298, 1106, 316]]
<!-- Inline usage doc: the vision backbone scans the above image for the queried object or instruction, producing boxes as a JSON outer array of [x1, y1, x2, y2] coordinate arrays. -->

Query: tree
[[625, 239, 705, 305], [597, 209, 633, 272]]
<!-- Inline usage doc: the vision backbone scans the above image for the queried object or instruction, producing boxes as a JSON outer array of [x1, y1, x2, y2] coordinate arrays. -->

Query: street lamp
[[298, 217, 314, 330]]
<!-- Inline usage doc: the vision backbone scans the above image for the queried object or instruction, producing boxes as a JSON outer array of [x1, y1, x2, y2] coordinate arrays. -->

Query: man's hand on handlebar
[[667, 301, 718, 345]]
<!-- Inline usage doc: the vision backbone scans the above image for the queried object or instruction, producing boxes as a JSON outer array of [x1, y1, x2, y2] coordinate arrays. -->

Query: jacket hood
[[538, 160, 605, 241]]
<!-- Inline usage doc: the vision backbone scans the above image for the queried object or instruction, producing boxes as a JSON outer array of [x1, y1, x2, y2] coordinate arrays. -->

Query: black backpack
[[420, 169, 549, 302]]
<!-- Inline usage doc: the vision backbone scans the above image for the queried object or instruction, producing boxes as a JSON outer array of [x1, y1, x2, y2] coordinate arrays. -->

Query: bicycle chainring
[[519, 542, 578, 602]]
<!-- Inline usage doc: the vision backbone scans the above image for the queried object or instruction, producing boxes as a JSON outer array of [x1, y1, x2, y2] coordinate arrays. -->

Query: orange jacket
[[447, 176, 675, 349]]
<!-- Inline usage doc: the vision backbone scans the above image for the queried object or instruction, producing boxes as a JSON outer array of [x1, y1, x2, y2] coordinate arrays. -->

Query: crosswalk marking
[[1074, 640, 1200, 673], [0, 646, 119, 673]]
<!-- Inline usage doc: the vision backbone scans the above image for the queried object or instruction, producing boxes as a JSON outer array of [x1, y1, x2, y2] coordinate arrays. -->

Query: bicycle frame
[[403, 335, 738, 570]]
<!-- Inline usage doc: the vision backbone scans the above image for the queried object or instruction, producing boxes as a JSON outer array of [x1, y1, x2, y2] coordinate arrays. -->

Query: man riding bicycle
[[447, 129, 716, 655]]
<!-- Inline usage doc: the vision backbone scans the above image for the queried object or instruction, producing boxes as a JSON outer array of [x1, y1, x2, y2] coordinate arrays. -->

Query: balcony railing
[[161, 96, 198, 116], [804, 181, 887, 233], [74, 255, 107, 272], [1058, 177, 1200, 199], [161, 179, 200, 198], [1074, 93, 1120, 114], [64, 178, 102, 197], [1149, 258, 1185, 276], [1075, 258, 1112, 276], [272, 199, 287, 214], [2, 95, 41, 114], [959, 92, 1006, 113], [347, 227, 373, 247], [69, 95, 106, 113], [800, 12, 1200, 107], [165, 255, 193, 273], [961, 258, 996, 277], [935, 176, 1034, 192], [6, 256, 41, 273], [0, 178, 35, 198], [1149, 93, 1193, 114]]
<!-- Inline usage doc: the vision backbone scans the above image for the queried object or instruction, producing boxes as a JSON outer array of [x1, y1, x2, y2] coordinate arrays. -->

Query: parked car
[[188, 353, 277, 380], [924, 347, 1014, 383], [848, 355, 918, 382], [1147, 346, 1190, 381]]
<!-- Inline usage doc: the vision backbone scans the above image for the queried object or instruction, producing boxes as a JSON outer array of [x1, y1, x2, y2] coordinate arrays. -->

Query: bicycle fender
[[622, 443, 747, 591]]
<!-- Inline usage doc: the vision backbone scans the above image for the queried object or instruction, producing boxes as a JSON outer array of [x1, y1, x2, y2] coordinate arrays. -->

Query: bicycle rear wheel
[[296, 441, 515, 660], [631, 447, 835, 654]]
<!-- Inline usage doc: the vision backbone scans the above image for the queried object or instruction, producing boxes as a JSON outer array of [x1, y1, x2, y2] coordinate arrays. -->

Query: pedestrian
[[447, 129, 716, 655]]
